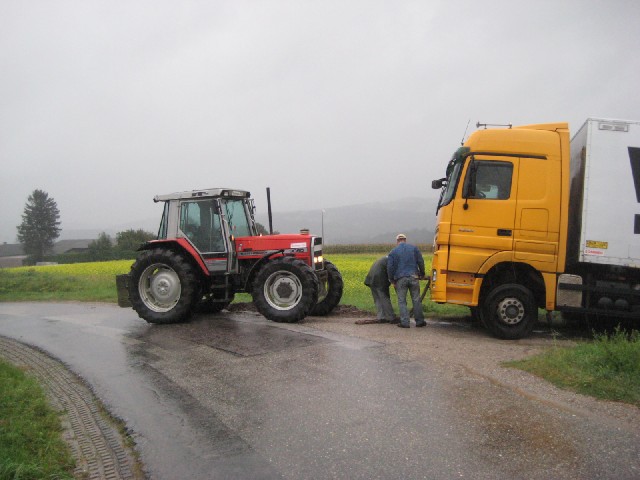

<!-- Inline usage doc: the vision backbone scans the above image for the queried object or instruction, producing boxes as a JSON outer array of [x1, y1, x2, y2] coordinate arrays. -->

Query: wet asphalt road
[[1, 302, 639, 480]]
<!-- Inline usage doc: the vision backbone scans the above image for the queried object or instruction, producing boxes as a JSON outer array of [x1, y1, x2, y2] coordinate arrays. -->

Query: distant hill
[[257, 196, 439, 245], [57, 197, 440, 246]]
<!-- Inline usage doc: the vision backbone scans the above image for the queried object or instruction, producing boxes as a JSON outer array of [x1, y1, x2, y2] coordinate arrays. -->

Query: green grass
[[0, 261, 131, 303], [506, 328, 640, 407], [0, 360, 74, 480], [0, 255, 469, 317]]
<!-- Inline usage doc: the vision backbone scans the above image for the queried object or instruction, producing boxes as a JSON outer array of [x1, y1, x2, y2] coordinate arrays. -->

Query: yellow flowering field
[[7, 260, 132, 277], [0, 260, 132, 302], [1, 254, 465, 316]]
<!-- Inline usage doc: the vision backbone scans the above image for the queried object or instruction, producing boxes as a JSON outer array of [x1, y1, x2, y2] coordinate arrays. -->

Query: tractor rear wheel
[[310, 260, 344, 316], [252, 257, 319, 323], [129, 248, 199, 324]]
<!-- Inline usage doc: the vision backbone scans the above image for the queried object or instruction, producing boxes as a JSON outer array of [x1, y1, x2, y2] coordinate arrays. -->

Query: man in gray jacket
[[364, 256, 397, 323]]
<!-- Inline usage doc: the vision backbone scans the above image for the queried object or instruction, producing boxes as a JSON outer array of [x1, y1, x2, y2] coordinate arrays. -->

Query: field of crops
[[0, 255, 469, 317]]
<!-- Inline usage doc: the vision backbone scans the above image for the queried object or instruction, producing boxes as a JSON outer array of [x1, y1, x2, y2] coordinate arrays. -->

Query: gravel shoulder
[[301, 310, 640, 434]]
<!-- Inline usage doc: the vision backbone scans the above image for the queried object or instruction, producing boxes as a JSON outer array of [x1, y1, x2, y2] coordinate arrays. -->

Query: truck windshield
[[436, 147, 469, 213]]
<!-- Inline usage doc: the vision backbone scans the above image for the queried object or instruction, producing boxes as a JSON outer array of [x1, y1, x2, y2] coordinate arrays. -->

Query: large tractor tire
[[252, 257, 319, 323], [481, 283, 537, 339], [310, 260, 344, 316], [129, 248, 199, 324]]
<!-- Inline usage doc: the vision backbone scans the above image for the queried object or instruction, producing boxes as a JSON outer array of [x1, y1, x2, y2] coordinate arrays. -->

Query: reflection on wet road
[[1, 302, 639, 479]]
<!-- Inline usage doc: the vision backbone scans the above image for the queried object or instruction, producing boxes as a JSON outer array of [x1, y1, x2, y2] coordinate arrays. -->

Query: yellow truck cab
[[431, 119, 640, 339]]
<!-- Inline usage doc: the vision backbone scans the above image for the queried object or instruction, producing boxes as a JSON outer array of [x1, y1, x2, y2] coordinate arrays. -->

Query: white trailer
[[559, 117, 640, 316]]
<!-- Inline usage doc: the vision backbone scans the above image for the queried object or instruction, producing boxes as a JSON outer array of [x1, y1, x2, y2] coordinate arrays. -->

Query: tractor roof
[[154, 188, 251, 202]]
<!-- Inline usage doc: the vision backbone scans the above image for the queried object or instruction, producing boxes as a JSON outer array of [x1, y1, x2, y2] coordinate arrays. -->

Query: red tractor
[[116, 188, 343, 324]]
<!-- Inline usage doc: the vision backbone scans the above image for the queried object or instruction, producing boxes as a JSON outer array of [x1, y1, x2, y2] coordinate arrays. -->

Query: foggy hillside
[[257, 196, 439, 245], [57, 196, 440, 245]]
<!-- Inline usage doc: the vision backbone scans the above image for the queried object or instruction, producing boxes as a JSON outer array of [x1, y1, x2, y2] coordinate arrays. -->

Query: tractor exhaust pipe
[[266, 187, 273, 234]]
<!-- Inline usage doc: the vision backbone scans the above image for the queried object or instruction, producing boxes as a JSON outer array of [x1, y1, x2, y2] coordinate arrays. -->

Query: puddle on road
[[135, 315, 334, 357]]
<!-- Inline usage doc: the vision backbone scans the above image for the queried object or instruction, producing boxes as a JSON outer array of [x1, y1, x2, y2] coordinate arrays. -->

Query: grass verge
[[506, 328, 640, 407], [0, 359, 74, 480], [0, 256, 470, 317]]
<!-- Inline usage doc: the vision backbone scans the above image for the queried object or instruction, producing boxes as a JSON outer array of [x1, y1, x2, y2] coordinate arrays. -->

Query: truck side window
[[465, 161, 513, 200]]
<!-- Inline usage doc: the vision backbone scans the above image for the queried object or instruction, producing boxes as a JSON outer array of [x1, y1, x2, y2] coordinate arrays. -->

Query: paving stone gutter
[[0, 336, 144, 480]]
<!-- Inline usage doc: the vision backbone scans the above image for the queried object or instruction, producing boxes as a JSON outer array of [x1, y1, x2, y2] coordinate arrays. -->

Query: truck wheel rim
[[496, 297, 525, 325], [263, 271, 303, 311], [139, 263, 181, 312]]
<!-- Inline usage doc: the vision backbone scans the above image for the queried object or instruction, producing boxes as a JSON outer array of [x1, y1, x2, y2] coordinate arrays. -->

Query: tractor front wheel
[[129, 248, 199, 324], [253, 257, 319, 323], [310, 260, 344, 316]]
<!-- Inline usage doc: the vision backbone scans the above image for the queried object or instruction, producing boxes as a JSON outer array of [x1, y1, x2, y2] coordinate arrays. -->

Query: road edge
[[0, 335, 145, 480]]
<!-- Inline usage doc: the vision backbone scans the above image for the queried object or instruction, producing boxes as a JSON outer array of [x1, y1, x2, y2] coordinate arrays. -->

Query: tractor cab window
[[179, 200, 225, 252], [463, 160, 513, 200], [157, 202, 169, 239], [223, 199, 253, 237]]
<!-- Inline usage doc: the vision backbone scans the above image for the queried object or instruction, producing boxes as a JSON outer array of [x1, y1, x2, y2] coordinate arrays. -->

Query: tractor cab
[[155, 188, 256, 273]]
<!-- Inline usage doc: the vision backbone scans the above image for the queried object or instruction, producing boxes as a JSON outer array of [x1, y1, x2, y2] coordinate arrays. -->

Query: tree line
[[16, 189, 154, 265], [15, 189, 275, 265]]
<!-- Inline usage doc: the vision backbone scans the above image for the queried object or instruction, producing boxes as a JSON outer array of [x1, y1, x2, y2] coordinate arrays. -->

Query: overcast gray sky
[[2, 0, 639, 243]]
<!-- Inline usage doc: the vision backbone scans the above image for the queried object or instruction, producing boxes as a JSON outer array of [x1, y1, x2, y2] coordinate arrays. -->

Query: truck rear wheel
[[129, 248, 199, 324], [482, 284, 537, 339], [310, 260, 344, 316], [253, 257, 319, 323]]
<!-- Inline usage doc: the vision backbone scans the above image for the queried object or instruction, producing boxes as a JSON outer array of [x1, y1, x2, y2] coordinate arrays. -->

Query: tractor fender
[[138, 239, 210, 277], [243, 250, 285, 291]]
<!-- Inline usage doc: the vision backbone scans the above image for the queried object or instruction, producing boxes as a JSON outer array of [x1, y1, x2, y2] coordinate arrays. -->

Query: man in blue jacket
[[387, 234, 426, 328]]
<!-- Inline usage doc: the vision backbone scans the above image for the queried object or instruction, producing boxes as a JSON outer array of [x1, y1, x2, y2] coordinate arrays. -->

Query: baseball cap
[[396, 233, 406, 240]]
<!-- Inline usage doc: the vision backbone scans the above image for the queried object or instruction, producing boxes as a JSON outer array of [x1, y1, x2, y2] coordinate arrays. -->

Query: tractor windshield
[[223, 199, 254, 237]]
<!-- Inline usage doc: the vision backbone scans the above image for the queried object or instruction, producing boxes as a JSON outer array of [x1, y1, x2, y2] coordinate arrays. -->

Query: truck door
[[449, 157, 518, 274], [513, 155, 560, 270]]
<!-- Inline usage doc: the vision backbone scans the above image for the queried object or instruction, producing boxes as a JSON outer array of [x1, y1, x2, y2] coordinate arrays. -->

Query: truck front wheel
[[253, 257, 319, 323], [482, 284, 537, 339], [129, 248, 199, 324]]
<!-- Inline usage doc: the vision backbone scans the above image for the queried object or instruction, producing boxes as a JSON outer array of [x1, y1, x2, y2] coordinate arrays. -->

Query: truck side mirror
[[432, 178, 446, 189]]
